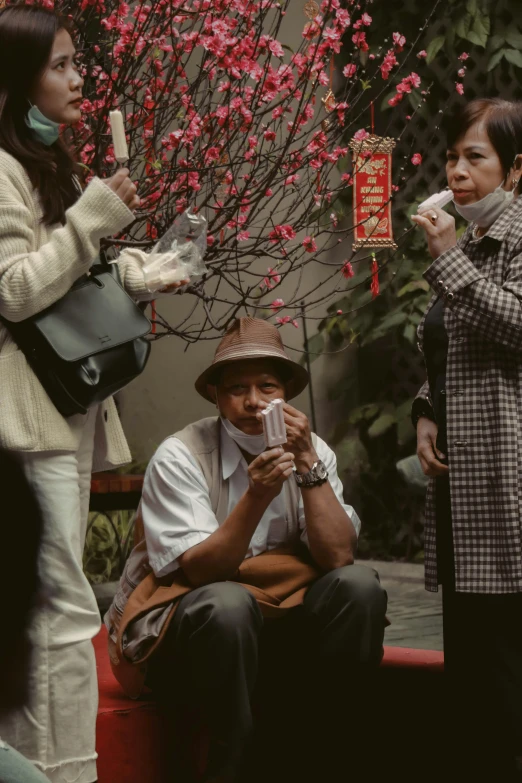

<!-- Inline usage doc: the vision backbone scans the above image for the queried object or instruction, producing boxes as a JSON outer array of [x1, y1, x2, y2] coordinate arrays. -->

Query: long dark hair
[[0, 4, 82, 225], [446, 98, 522, 193]]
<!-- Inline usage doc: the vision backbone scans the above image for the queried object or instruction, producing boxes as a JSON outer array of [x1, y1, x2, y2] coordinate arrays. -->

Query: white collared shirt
[[142, 425, 361, 578]]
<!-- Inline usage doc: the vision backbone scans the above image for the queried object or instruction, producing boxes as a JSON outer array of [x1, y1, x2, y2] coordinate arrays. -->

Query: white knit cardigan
[[0, 148, 153, 471]]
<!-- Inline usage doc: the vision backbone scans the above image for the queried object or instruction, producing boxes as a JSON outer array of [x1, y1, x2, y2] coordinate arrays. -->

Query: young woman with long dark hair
[[0, 5, 186, 781]]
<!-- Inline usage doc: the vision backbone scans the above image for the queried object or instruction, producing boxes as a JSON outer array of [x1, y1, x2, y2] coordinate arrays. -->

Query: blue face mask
[[25, 104, 60, 146]]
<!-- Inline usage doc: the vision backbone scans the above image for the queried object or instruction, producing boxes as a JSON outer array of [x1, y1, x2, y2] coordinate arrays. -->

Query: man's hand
[[248, 447, 295, 500], [411, 207, 458, 260], [417, 417, 449, 477], [256, 402, 317, 473]]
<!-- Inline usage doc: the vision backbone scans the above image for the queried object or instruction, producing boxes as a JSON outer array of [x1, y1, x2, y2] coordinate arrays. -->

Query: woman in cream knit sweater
[[0, 6, 186, 782]]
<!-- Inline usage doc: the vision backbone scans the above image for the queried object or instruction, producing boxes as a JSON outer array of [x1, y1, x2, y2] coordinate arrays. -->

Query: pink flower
[[458, 68, 466, 78], [360, 13, 372, 25], [380, 50, 398, 80], [417, 50, 427, 59], [411, 153, 422, 166], [336, 309, 343, 315], [458, 52, 470, 61], [456, 82, 464, 95], [352, 32, 369, 52], [262, 267, 281, 289], [343, 63, 357, 78], [342, 261, 354, 278], [268, 224, 296, 243], [265, 188, 274, 197], [237, 231, 250, 242], [393, 32, 406, 52], [335, 8, 351, 28], [277, 315, 299, 328], [353, 128, 369, 141], [264, 129, 276, 142], [268, 39, 284, 58], [271, 298, 285, 311], [302, 236, 317, 252]]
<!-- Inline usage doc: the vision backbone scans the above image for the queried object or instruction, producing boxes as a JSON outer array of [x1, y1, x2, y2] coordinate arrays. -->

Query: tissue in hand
[[142, 252, 189, 292]]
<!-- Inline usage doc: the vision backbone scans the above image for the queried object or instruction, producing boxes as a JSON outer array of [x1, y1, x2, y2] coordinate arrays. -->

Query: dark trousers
[[148, 564, 387, 781], [436, 477, 522, 779]]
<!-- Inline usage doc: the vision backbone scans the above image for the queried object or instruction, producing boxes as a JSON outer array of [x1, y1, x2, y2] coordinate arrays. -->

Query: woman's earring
[[513, 178, 520, 190]]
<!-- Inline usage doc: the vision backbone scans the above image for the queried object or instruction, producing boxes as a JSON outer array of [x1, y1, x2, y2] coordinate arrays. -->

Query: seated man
[[106, 317, 387, 783]]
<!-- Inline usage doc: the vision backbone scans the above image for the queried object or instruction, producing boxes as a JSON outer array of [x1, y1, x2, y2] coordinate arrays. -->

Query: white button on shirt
[[142, 425, 361, 578]]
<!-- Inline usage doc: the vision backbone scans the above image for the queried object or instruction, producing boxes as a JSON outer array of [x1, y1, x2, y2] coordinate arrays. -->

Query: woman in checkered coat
[[412, 98, 522, 777]]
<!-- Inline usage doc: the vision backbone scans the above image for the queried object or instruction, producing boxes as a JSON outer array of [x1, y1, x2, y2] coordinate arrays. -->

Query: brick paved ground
[[359, 559, 443, 651]]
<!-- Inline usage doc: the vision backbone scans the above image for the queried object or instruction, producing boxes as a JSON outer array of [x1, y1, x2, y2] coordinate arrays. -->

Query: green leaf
[[505, 30, 522, 49], [466, 29, 487, 48], [397, 417, 415, 447], [397, 280, 430, 297], [367, 412, 396, 438], [488, 34, 506, 52], [348, 403, 380, 425], [335, 435, 370, 475], [380, 91, 395, 112], [403, 323, 417, 344], [472, 11, 490, 39], [360, 79, 372, 91], [425, 35, 445, 64], [487, 48, 506, 70], [455, 13, 472, 39], [504, 49, 522, 68], [466, 0, 477, 14]]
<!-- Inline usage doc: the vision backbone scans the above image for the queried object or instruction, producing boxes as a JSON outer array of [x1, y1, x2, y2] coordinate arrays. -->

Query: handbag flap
[[32, 271, 151, 362]]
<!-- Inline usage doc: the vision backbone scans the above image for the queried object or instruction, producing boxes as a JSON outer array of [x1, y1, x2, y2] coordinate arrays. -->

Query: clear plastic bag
[[142, 210, 208, 293], [142, 251, 189, 292], [154, 210, 208, 277]]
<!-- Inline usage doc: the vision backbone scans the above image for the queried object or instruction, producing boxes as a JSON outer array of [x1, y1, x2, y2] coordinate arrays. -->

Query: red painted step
[[94, 626, 443, 783]]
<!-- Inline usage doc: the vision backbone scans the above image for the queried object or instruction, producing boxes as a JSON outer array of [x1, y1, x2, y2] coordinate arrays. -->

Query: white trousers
[[0, 409, 101, 783]]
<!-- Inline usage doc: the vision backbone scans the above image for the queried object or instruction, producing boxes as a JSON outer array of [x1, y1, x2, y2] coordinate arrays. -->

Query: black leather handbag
[[2, 256, 151, 417]]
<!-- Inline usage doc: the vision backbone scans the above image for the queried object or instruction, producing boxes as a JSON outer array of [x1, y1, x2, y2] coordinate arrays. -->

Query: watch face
[[316, 461, 328, 480]]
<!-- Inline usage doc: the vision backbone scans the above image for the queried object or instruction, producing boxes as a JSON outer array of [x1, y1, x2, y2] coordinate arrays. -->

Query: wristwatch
[[294, 460, 329, 488], [411, 395, 436, 430]]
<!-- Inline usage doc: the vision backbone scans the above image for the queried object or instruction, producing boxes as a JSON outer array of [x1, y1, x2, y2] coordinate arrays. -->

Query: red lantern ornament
[[349, 133, 397, 251]]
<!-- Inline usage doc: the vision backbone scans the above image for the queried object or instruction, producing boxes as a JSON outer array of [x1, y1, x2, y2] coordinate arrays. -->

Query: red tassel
[[370, 257, 380, 299]]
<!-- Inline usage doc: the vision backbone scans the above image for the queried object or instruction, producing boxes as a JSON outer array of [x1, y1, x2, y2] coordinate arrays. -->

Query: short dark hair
[[209, 358, 292, 388], [0, 4, 82, 225], [445, 98, 522, 188]]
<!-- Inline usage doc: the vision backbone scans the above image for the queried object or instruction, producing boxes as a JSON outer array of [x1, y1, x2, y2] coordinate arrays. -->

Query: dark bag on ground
[[1, 256, 151, 417]]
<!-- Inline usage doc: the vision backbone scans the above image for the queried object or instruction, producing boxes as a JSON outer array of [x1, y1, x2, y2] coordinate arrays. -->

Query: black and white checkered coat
[[416, 197, 522, 594]]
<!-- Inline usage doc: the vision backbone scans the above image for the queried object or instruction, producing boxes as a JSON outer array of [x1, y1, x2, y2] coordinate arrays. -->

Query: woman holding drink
[[0, 4, 187, 781], [412, 98, 522, 777]]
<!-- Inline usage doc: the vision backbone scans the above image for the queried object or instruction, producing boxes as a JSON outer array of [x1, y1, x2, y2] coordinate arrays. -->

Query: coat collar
[[472, 196, 522, 243]]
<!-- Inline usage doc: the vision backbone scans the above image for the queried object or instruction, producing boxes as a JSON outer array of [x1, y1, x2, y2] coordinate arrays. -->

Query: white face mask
[[220, 417, 266, 455], [454, 181, 514, 228]]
